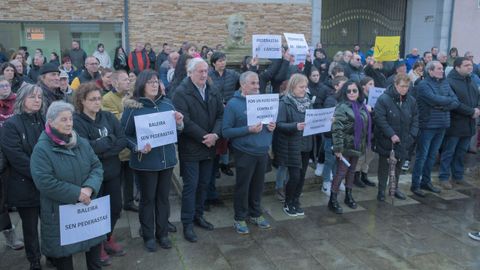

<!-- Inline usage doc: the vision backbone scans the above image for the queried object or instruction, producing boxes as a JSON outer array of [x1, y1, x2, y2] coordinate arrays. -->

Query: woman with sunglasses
[[329, 80, 372, 214]]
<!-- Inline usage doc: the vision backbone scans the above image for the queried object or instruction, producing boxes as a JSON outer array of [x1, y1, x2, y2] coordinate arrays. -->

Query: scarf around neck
[[287, 93, 312, 113], [45, 123, 77, 149], [351, 101, 372, 150]]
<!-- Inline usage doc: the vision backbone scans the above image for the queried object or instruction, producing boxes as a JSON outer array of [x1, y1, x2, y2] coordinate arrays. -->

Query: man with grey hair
[[71, 56, 101, 90], [410, 60, 460, 197], [27, 54, 45, 83], [172, 58, 224, 243], [222, 71, 275, 234]]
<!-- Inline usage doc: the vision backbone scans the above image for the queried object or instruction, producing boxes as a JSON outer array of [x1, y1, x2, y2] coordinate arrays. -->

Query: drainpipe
[[124, 0, 130, 53], [447, 0, 455, 50]]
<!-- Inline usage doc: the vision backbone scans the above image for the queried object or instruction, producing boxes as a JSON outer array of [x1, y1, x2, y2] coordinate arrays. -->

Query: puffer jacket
[[30, 132, 104, 258], [416, 75, 459, 129], [373, 85, 418, 159], [208, 69, 240, 103], [332, 101, 369, 157], [273, 95, 313, 168], [121, 96, 180, 171]]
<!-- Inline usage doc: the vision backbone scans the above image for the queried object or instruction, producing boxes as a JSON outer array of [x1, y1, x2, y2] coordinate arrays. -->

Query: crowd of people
[[0, 40, 480, 270]]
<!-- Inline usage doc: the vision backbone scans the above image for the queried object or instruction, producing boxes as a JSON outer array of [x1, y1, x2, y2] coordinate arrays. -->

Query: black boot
[[220, 164, 234, 176], [328, 192, 343, 214], [353, 172, 366, 188], [361, 172, 376, 187], [344, 188, 357, 209], [377, 189, 385, 202]]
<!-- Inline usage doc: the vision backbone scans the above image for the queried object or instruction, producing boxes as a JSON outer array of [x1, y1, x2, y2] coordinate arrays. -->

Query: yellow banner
[[374, 36, 400, 62]]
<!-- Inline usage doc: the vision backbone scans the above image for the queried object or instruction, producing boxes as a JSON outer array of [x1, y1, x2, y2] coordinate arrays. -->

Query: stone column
[[311, 0, 322, 45]]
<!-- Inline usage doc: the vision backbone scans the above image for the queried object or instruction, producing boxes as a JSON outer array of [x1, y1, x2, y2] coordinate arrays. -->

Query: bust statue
[[226, 13, 247, 49]]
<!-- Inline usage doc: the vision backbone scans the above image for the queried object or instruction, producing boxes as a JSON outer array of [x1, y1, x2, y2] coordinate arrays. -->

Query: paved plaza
[[1, 156, 480, 270]]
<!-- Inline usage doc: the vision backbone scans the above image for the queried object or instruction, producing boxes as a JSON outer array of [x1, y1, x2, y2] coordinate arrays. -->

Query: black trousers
[[232, 150, 268, 221], [54, 243, 101, 270], [285, 152, 310, 204], [136, 169, 172, 240], [17, 207, 41, 263], [377, 155, 403, 192], [121, 161, 135, 206], [98, 177, 122, 239]]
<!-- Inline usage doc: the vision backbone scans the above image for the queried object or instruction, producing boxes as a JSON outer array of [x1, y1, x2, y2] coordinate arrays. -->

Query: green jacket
[[30, 132, 104, 258], [332, 102, 369, 157]]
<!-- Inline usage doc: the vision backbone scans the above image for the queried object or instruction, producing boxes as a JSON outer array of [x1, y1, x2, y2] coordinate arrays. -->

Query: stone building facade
[[0, 0, 312, 54]]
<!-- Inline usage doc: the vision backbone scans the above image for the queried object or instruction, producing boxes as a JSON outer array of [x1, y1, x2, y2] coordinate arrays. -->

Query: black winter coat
[[373, 86, 418, 159], [259, 59, 290, 93], [208, 69, 240, 103], [73, 111, 127, 180], [364, 64, 387, 88], [273, 95, 313, 168], [2, 112, 45, 207], [172, 78, 224, 162], [446, 69, 480, 137]]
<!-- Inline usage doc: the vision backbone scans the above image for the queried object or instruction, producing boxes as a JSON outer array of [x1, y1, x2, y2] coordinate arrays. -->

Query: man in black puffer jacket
[[410, 61, 459, 197], [374, 74, 418, 201], [438, 57, 480, 189]]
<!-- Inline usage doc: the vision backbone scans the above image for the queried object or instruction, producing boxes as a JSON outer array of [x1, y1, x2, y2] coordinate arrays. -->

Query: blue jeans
[[322, 137, 336, 183], [180, 159, 214, 224], [275, 166, 288, 189], [411, 128, 445, 189], [439, 136, 471, 181]]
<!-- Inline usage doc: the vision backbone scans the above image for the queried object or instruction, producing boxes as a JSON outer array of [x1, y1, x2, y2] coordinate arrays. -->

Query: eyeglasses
[[87, 97, 102, 102], [147, 80, 159, 85], [0, 83, 10, 89], [347, 89, 358, 94]]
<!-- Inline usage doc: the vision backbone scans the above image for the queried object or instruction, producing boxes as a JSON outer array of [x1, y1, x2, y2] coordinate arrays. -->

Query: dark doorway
[[320, 0, 407, 58]]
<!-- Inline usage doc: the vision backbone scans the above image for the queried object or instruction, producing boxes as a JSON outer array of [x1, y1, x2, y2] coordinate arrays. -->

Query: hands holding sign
[[79, 187, 93, 205]]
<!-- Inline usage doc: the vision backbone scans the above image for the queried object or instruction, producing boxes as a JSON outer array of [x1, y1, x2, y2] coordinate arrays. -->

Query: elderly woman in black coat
[[2, 83, 45, 269]]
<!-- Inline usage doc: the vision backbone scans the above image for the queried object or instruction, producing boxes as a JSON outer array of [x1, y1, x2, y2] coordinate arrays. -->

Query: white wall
[[450, 0, 480, 59]]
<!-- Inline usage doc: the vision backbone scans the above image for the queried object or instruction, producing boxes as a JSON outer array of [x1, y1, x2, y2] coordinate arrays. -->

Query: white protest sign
[[303, 107, 336, 136], [246, 94, 279, 125], [284, 33, 309, 64], [252, 35, 282, 59], [134, 111, 177, 149], [60, 195, 111, 246], [367, 87, 386, 108]]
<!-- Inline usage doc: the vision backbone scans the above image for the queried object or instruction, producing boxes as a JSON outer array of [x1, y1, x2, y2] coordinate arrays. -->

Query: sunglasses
[[347, 89, 358, 94]]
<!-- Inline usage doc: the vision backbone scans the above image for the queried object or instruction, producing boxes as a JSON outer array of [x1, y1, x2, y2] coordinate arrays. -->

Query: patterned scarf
[[287, 93, 312, 113]]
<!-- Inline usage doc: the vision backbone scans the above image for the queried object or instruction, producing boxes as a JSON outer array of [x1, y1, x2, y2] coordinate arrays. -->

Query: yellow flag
[[374, 36, 400, 62]]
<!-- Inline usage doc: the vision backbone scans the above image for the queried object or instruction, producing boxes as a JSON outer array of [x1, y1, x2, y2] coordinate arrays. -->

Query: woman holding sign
[[274, 73, 313, 217], [73, 82, 128, 266], [30, 101, 104, 269], [121, 70, 184, 252], [330, 80, 371, 214]]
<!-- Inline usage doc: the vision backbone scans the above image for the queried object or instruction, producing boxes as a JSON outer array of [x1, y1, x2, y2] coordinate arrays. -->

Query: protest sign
[[246, 94, 279, 125], [374, 36, 400, 61], [367, 87, 386, 108], [252, 35, 282, 59], [303, 107, 335, 136], [134, 111, 177, 149], [60, 195, 111, 246], [284, 33, 309, 64]]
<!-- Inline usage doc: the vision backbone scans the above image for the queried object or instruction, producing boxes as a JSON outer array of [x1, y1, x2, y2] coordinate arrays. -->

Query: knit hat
[[39, 63, 60, 75], [59, 71, 69, 79]]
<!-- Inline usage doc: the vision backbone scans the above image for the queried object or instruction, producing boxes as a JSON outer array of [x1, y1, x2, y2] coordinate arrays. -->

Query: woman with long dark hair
[[329, 80, 371, 214]]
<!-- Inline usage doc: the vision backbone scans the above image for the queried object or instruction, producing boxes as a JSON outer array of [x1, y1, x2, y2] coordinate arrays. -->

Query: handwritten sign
[[367, 87, 386, 108], [303, 107, 336, 136], [374, 36, 400, 62], [134, 111, 177, 149], [284, 33, 309, 64], [252, 35, 282, 59], [60, 196, 111, 246], [246, 94, 279, 125]]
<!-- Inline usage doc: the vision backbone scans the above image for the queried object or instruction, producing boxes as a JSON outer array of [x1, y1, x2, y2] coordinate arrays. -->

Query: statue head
[[226, 13, 246, 46]]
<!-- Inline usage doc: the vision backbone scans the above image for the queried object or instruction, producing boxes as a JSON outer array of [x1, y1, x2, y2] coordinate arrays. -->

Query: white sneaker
[[339, 182, 346, 191], [3, 227, 24, 250], [315, 163, 324, 176], [322, 182, 331, 196]]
